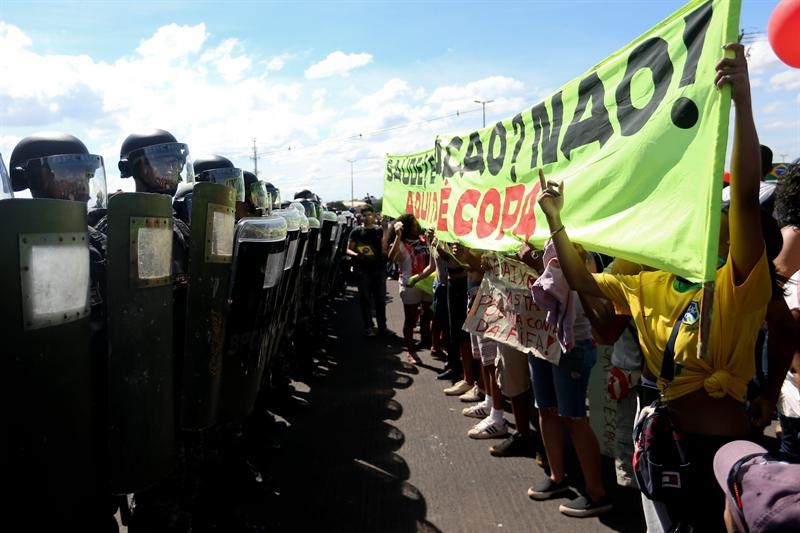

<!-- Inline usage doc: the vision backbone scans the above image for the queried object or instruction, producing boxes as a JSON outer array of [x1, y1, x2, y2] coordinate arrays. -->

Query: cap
[[713, 440, 800, 533], [721, 181, 776, 210]]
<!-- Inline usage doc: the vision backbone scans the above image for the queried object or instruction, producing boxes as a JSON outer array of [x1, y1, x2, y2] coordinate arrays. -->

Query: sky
[[1, 0, 798, 204]]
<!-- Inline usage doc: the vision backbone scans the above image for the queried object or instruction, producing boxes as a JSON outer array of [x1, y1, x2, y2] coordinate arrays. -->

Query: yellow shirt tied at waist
[[594, 249, 770, 403]]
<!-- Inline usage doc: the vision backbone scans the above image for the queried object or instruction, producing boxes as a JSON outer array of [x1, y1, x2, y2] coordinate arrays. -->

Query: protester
[[536, 43, 785, 529], [347, 205, 389, 337], [526, 242, 611, 518], [387, 213, 433, 363], [713, 440, 800, 532]]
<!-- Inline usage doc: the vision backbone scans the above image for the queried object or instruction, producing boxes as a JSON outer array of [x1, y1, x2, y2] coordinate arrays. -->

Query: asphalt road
[[264, 279, 646, 533]]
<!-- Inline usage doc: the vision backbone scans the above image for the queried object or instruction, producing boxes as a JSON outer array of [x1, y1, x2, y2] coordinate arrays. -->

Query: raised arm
[[536, 169, 605, 298], [717, 43, 763, 283]]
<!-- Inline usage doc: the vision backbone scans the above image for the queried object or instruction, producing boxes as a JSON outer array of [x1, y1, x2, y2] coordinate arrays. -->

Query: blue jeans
[[529, 339, 596, 418], [779, 414, 800, 461]]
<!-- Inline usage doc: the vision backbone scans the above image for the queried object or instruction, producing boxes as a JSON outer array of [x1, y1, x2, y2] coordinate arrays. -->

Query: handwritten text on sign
[[464, 254, 561, 364]]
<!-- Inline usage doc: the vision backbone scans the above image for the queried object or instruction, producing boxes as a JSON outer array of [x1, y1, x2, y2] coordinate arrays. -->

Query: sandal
[[407, 352, 422, 364]]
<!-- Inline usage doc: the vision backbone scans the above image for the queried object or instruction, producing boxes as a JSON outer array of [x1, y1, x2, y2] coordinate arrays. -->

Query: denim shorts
[[529, 339, 596, 418]]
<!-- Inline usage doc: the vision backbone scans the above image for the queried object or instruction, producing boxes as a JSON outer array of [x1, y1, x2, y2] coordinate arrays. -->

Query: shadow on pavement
[[268, 286, 441, 533]]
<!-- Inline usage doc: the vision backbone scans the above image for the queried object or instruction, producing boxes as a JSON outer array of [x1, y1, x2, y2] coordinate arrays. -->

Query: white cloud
[[200, 38, 252, 82], [0, 21, 31, 50], [356, 78, 411, 111], [769, 69, 800, 90], [746, 40, 780, 72], [761, 100, 784, 114], [136, 23, 208, 60], [304, 51, 372, 79], [267, 57, 285, 71]]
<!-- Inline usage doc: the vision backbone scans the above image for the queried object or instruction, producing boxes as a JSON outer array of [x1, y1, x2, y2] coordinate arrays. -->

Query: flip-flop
[[407, 353, 422, 364]]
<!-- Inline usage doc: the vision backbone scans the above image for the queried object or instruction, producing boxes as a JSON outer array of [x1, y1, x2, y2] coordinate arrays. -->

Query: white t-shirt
[[779, 271, 800, 418]]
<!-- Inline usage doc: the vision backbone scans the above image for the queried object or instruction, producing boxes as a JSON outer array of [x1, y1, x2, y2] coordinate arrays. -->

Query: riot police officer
[[194, 154, 248, 219], [243, 170, 270, 216], [5, 132, 111, 529]]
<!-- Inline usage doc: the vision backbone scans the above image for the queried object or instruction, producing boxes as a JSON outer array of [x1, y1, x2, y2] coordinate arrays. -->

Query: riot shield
[[316, 211, 338, 300], [106, 192, 176, 494], [263, 208, 301, 371], [0, 198, 97, 523], [218, 215, 287, 424], [181, 182, 236, 430]]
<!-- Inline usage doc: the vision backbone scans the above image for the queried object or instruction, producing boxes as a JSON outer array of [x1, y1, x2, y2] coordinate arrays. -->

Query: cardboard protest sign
[[463, 254, 561, 364]]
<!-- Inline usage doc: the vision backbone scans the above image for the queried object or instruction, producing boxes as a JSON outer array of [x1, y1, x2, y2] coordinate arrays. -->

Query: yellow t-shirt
[[594, 250, 771, 402]]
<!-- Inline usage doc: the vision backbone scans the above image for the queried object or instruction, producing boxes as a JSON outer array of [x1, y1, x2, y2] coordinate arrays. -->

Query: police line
[[384, 0, 739, 283]]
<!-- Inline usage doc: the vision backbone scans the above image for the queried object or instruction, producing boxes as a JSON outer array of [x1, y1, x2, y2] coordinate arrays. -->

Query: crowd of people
[[345, 43, 799, 531]]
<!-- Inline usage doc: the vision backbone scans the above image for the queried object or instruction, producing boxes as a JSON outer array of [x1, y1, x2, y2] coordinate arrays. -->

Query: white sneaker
[[467, 417, 508, 439], [443, 379, 472, 396], [462, 404, 490, 419], [459, 384, 485, 403]]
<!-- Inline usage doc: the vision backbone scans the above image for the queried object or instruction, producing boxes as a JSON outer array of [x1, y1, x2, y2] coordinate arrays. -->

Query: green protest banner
[[385, 0, 739, 282], [383, 149, 439, 227]]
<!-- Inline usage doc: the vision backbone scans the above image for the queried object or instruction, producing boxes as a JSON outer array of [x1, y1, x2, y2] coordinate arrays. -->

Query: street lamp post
[[347, 159, 356, 208], [474, 99, 494, 128]]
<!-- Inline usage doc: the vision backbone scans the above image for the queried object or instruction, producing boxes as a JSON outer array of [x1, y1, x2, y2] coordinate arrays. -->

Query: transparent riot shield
[[316, 211, 338, 300], [106, 192, 176, 494], [217, 215, 287, 424], [181, 182, 235, 430], [263, 208, 301, 372], [0, 198, 97, 524]]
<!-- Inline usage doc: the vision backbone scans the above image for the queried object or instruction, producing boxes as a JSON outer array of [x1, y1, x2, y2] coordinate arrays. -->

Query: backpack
[[632, 303, 693, 504]]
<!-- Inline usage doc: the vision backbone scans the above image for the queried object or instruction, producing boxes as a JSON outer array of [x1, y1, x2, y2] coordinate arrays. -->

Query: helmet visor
[[126, 142, 193, 195], [248, 180, 270, 209], [197, 167, 245, 203], [0, 154, 12, 199], [25, 153, 107, 210]]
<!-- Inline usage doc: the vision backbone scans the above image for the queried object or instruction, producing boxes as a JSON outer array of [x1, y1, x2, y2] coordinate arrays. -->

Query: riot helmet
[[193, 155, 245, 203], [243, 171, 270, 213], [290, 202, 310, 232], [294, 189, 322, 219], [264, 182, 281, 210], [0, 153, 12, 199], [119, 129, 193, 196], [10, 132, 108, 210]]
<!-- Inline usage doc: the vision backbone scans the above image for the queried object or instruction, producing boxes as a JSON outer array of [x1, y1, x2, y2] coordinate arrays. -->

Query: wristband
[[550, 225, 565, 238]]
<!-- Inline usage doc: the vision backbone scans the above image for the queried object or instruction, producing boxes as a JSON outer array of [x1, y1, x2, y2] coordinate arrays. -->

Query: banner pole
[[697, 282, 714, 361]]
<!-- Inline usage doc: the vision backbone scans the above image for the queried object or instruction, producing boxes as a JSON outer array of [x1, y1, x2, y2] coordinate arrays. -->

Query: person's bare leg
[[563, 417, 606, 501], [511, 389, 532, 437], [459, 340, 475, 384], [403, 304, 420, 363], [484, 364, 503, 410], [539, 407, 565, 482]]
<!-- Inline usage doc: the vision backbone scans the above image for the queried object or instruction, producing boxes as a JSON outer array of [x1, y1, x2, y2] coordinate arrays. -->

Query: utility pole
[[347, 159, 356, 207], [251, 138, 260, 176], [474, 99, 494, 128]]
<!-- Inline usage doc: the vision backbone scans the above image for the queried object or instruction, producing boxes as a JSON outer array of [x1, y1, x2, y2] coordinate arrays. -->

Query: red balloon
[[768, 0, 800, 68]]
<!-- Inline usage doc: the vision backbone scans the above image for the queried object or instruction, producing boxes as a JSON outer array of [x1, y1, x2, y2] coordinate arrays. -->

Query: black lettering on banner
[[410, 157, 420, 186], [487, 122, 507, 176], [672, 0, 712, 129], [615, 37, 674, 136], [561, 72, 613, 160], [442, 136, 463, 179], [530, 91, 563, 168], [463, 132, 486, 175], [510, 112, 525, 182]]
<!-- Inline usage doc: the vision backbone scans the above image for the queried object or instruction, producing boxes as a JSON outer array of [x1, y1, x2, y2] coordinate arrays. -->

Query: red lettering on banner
[[414, 192, 421, 217], [437, 185, 451, 231], [499, 184, 525, 239], [477, 319, 489, 332], [512, 181, 542, 241], [476, 188, 501, 239], [454, 189, 480, 237], [405, 192, 414, 214]]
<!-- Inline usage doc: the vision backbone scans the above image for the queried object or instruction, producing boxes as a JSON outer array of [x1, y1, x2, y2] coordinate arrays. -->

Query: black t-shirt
[[348, 226, 384, 271]]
